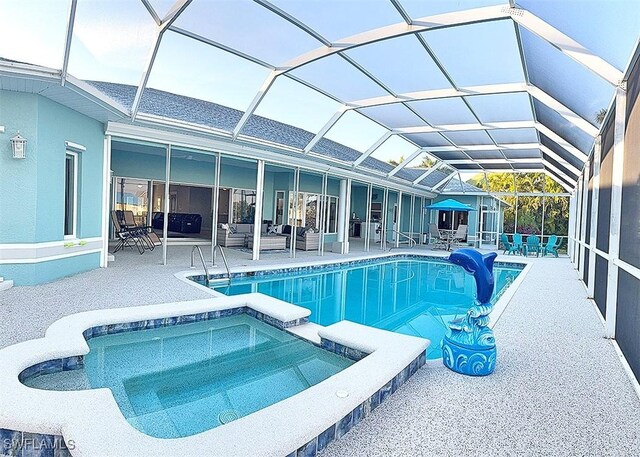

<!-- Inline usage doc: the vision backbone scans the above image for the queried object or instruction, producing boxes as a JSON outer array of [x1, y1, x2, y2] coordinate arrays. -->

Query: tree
[[595, 108, 607, 125], [465, 172, 569, 237], [388, 155, 435, 168]]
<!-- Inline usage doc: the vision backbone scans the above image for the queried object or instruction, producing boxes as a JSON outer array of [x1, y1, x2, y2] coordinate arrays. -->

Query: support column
[[568, 192, 575, 261], [419, 196, 425, 245], [382, 188, 389, 251], [605, 84, 627, 338], [343, 179, 352, 254], [319, 173, 328, 256], [290, 168, 300, 258], [337, 179, 351, 254], [100, 134, 112, 268], [396, 191, 403, 248], [210, 152, 221, 263], [409, 194, 415, 244], [162, 144, 171, 266], [588, 136, 602, 298], [578, 159, 590, 278], [365, 184, 372, 252], [252, 160, 265, 261]]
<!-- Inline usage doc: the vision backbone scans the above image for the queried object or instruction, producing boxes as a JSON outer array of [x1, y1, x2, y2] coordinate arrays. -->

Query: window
[[324, 196, 338, 234], [232, 189, 256, 224], [64, 152, 78, 238], [274, 191, 285, 224], [288, 192, 339, 233], [116, 178, 150, 226]]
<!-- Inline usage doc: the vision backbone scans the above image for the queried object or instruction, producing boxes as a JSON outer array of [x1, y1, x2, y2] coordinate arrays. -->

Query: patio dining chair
[[500, 233, 519, 255], [111, 211, 146, 254], [451, 224, 468, 247], [525, 235, 541, 257], [123, 210, 162, 250], [428, 223, 447, 250], [541, 234, 562, 258]]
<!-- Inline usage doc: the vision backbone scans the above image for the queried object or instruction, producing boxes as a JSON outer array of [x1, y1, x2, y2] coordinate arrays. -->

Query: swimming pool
[[202, 257, 523, 359]]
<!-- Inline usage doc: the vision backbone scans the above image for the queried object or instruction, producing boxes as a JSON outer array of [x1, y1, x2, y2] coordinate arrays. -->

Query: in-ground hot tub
[[25, 313, 355, 439], [0, 294, 429, 457]]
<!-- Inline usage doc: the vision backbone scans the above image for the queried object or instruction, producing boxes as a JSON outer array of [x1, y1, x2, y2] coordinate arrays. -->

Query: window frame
[[64, 151, 79, 240]]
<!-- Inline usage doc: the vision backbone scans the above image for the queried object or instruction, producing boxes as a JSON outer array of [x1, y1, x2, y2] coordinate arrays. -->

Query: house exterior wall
[[0, 91, 105, 285]]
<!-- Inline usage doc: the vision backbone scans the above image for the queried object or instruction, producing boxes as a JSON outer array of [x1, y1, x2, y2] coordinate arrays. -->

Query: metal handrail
[[213, 244, 231, 283], [389, 230, 417, 250], [191, 245, 212, 286]]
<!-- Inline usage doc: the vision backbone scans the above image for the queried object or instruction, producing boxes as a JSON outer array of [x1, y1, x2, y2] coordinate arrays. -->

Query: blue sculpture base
[[442, 336, 496, 376]]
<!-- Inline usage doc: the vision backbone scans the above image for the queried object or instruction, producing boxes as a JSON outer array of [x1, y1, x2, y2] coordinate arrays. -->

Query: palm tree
[[595, 108, 607, 125]]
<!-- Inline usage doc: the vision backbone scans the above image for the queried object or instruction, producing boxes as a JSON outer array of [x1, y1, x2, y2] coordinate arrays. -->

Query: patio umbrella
[[426, 199, 477, 212]]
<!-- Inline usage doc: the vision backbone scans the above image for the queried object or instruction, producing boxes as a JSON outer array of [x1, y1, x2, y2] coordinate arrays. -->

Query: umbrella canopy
[[426, 199, 477, 212]]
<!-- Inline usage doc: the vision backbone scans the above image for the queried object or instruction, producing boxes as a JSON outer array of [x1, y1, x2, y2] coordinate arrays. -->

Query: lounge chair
[[512, 233, 524, 255], [111, 211, 146, 254], [428, 223, 447, 250], [525, 235, 541, 257], [451, 224, 468, 247], [500, 233, 519, 255], [541, 234, 562, 257], [123, 210, 162, 250]]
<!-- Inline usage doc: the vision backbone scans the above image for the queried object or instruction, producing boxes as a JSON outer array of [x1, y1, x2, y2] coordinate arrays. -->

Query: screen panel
[[269, 0, 404, 42], [174, 0, 322, 65], [422, 19, 525, 87], [68, 0, 157, 86], [596, 115, 615, 253], [620, 58, 640, 269], [533, 100, 596, 154], [615, 270, 640, 381], [148, 30, 271, 112], [594, 254, 608, 319], [290, 54, 390, 102], [465, 92, 533, 123], [346, 34, 453, 94], [520, 27, 614, 125], [0, 0, 70, 69]]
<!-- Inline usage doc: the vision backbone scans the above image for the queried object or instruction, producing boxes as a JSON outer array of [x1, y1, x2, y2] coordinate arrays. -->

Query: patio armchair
[[295, 229, 321, 251], [512, 233, 524, 255], [500, 233, 519, 255], [541, 234, 562, 257], [122, 210, 162, 250], [525, 235, 541, 257], [428, 223, 447, 250], [111, 210, 146, 254]]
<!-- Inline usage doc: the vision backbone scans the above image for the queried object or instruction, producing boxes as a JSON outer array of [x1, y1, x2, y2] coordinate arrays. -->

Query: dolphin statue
[[442, 248, 498, 376]]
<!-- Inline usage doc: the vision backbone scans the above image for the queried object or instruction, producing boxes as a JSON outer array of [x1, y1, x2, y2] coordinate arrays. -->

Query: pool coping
[[176, 249, 532, 332], [0, 294, 429, 457]]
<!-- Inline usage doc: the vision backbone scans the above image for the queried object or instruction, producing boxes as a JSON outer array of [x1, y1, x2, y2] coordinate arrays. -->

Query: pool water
[[209, 258, 522, 359], [83, 314, 353, 438]]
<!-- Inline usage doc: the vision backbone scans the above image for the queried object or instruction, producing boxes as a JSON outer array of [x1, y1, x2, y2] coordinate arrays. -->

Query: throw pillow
[[220, 223, 229, 231], [228, 225, 237, 234]]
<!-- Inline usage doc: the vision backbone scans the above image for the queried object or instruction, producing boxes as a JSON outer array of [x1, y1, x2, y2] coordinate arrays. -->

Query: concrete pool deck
[[1, 246, 639, 455]]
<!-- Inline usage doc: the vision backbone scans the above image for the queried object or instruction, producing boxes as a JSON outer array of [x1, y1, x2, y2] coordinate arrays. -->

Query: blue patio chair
[[525, 235, 541, 257], [512, 233, 524, 255], [500, 233, 519, 255], [542, 234, 562, 257]]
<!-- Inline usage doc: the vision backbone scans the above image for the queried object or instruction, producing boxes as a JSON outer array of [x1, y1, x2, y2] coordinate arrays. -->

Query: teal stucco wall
[[0, 91, 105, 285]]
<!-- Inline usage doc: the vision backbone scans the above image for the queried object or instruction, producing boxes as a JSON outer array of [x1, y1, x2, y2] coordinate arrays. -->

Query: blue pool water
[[207, 258, 522, 359], [82, 314, 353, 438]]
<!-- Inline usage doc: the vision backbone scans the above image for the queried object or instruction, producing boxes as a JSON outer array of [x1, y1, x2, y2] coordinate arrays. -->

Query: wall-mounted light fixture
[[10, 132, 27, 159]]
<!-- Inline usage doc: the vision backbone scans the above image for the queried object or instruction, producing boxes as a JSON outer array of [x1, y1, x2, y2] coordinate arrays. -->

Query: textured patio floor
[[1, 248, 639, 456]]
